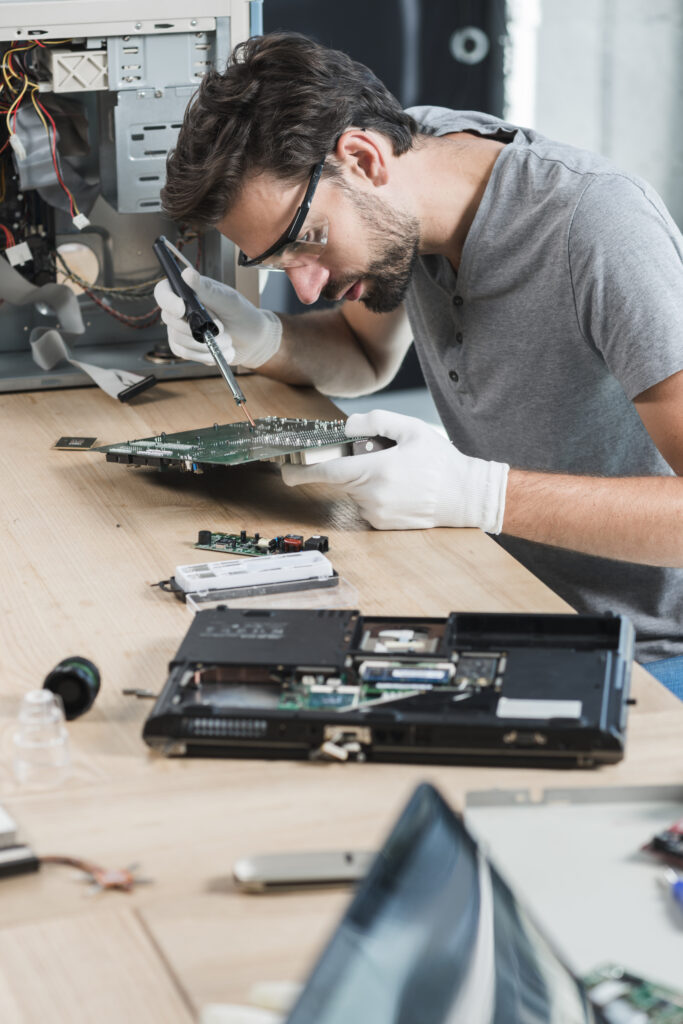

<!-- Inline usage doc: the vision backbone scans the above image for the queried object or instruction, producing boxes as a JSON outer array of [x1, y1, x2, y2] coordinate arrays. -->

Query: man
[[155, 32, 683, 693]]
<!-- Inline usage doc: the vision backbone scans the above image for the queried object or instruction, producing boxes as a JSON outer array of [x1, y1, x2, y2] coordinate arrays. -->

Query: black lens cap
[[43, 656, 101, 720]]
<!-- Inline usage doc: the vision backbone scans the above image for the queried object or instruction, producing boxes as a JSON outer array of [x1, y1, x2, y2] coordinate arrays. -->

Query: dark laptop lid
[[285, 783, 603, 1024]]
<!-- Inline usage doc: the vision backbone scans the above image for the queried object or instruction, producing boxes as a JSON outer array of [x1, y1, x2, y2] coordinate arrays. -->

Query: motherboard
[[96, 417, 381, 473]]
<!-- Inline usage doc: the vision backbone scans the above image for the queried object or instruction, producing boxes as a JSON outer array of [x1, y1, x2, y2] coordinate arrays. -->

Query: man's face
[[217, 169, 420, 313]]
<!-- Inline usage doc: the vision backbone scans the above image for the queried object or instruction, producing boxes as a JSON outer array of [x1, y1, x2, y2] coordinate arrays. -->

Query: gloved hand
[[153, 266, 282, 369], [281, 409, 509, 533]]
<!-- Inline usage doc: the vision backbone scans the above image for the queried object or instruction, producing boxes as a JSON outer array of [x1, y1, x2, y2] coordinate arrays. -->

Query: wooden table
[[1, 376, 681, 1022]]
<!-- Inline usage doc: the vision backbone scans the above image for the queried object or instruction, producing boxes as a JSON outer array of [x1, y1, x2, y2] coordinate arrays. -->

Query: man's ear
[[333, 129, 389, 187]]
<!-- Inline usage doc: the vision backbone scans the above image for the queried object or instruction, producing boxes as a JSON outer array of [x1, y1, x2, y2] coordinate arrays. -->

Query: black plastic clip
[[117, 374, 157, 402]]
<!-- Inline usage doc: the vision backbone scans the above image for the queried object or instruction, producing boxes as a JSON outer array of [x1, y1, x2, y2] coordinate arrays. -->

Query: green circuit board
[[583, 965, 683, 1022], [96, 417, 353, 472]]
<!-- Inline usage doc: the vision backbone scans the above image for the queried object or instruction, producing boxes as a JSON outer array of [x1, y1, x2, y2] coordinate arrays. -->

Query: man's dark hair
[[161, 31, 418, 229]]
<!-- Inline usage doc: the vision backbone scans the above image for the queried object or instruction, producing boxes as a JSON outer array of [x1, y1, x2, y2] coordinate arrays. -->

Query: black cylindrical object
[[197, 530, 212, 545], [43, 656, 101, 720]]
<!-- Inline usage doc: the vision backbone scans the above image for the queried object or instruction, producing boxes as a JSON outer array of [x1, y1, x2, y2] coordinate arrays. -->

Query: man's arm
[[502, 369, 683, 567], [281, 371, 682, 567], [155, 270, 413, 398], [256, 301, 414, 397]]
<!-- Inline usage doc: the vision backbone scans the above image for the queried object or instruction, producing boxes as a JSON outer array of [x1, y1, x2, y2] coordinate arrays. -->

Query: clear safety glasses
[[237, 161, 329, 271]]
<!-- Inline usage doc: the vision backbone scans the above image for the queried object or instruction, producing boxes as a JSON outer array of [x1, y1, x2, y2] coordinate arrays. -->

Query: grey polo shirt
[[404, 106, 683, 662]]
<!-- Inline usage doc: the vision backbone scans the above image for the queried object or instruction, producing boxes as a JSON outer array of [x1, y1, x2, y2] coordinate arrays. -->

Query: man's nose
[[285, 263, 329, 305]]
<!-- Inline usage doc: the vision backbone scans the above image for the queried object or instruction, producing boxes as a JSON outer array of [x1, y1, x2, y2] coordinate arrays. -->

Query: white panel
[[51, 50, 108, 92]]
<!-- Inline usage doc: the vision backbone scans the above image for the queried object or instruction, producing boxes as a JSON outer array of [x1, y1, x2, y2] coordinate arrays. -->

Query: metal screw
[[190, 19, 197, 26], [134, 22, 141, 30], [154, 89, 162, 98]]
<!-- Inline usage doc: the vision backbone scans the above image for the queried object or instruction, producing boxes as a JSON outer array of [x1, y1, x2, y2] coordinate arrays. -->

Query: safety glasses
[[237, 161, 328, 271]]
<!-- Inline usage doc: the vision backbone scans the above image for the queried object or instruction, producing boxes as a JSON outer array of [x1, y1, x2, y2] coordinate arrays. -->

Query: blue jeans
[[644, 655, 683, 700]]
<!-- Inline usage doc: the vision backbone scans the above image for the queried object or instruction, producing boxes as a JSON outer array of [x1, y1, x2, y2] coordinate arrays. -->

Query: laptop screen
[[286, 784, 602, 1024]]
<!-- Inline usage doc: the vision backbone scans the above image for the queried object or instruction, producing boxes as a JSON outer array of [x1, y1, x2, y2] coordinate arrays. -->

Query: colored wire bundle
[[55, 234, 201, 329], [1, 40, 79, 215]]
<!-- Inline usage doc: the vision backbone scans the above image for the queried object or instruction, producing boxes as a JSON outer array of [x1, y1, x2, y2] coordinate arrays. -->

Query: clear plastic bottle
[[12, 690, 71, 786]]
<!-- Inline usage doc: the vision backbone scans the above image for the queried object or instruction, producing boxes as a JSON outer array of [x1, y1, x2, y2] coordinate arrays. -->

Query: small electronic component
[[360, 624, 443, 654], [304, 535, 330, 552], [39, 855, 149, 893], [583, 964, 683, 1022], [644, 816, 683, 868], [194, 530, 330, 557], [53, 436, 97, 450], [357, 661, 455, 688], [454, 654, 504, 689]]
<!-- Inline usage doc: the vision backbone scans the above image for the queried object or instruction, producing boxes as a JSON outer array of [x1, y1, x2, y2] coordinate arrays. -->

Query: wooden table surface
[[1, 375, 681, 1023]]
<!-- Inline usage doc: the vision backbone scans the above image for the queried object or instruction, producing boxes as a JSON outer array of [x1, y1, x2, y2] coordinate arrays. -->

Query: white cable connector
[[72, 213, 90, 231], [9, 135, 26, 161], [5, 241, 32, 267]]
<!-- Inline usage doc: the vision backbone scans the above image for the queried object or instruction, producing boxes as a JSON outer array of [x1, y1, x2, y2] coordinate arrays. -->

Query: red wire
[[0, 224, 15, 247], [82, 286, 160, 329], [33, 96, 75, 217]]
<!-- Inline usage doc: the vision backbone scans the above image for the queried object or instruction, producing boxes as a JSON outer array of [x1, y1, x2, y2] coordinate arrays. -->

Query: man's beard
[[321, 187, 420, 314]]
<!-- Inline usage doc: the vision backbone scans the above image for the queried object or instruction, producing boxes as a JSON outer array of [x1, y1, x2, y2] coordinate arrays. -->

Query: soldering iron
[[153, 236, 255, 428]]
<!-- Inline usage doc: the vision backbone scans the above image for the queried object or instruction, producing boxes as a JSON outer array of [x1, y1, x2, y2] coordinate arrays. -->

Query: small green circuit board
[[96, 417, 353, 472], [194, 531, 328, 556], [196, 533, 268, 556], [583, 964, 683, 1022]]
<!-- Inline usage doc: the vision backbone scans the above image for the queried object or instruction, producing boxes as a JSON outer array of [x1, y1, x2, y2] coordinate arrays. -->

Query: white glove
[[153, 266, 282, 369], [281, 409, 509, 533]]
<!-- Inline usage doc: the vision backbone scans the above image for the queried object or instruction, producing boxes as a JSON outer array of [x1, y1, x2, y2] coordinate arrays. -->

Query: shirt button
[[455, 331, 463, 343], [453, 295, 463, 306], [449, 369, 459, 382]]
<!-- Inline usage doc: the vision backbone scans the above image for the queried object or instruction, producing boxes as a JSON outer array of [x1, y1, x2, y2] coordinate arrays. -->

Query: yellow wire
[[0, 162, 5, 203], [1, 42, 48, 93], [6, 76, 28, 134], [2, 58, 16, 94], [29, 85, 49, 133]]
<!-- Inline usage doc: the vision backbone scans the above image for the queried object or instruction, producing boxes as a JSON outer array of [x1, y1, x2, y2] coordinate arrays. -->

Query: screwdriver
[[153, 236, 255, 428]]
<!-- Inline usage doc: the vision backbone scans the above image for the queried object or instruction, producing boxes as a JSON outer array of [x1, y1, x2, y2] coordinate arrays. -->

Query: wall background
[[507, 0, 683, 227]]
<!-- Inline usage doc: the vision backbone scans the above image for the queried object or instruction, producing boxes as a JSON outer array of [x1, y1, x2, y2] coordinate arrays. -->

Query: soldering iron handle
[[153, 236, 218, 342], [153, 236, 193, 302]]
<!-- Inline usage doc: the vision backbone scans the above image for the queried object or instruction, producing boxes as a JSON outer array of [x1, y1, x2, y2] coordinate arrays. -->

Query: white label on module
[[175, 550, 334, 593], [496, 698, 582, 720]]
